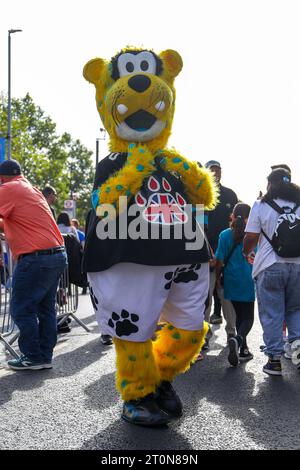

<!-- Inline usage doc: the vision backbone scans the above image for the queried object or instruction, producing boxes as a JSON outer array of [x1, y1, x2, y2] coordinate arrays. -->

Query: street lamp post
[[7, 29, 22, 160]]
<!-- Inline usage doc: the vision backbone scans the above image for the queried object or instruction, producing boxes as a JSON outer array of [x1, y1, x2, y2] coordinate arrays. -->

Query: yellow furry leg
[[152, 322, 209, 382], [114, 338, 160, 401]]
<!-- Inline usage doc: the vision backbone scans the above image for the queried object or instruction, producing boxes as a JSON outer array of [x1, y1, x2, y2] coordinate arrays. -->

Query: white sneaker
[[42, 363, 53, 369]]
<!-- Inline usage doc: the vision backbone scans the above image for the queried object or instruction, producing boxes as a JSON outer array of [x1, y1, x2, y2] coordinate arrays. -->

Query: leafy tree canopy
[[0, 93, 94, 225]]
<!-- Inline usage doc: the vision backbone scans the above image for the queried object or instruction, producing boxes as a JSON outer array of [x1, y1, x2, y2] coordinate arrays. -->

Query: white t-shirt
[[57, 224, 79, 241], [245, 199, 300, 278]]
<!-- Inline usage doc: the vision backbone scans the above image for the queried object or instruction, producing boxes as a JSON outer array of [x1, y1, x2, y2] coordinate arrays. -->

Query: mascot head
[[83, 47, 183, 153]]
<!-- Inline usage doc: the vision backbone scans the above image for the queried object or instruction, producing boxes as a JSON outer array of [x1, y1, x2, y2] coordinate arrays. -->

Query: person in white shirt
[[57, 212, 79, 241], [244, 168, 300, 376]]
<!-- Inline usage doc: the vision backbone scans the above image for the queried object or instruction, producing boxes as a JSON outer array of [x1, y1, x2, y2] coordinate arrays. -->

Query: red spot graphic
[[136, 193, 146, 206], [176, 193, 186, 206], [148, 176, 160, 192], [162, 178, 171, 192]]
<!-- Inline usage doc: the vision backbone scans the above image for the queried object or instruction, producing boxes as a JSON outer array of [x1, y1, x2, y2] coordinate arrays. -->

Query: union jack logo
[[135, 176, 188, 225]]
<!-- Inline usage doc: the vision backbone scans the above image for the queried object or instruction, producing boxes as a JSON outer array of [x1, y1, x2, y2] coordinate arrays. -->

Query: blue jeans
[[255, 263, 300, 359], [11, 251, 67, 363]]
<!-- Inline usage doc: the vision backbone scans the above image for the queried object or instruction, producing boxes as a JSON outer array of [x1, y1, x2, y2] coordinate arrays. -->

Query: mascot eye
[[126, 62, 135, 73], [117, 51, 156, 77], [140, 60, 149, 71]]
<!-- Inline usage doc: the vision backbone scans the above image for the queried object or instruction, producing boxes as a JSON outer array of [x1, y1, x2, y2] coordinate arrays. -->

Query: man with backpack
[[244, 168, 300, 376]]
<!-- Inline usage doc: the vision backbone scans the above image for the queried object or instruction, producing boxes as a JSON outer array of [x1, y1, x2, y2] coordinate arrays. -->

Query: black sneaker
[[57, 324, 71, 334], [210, 313, 222, 325], [228, 337, 240, 367], [227, 333, 235, 345], [263, 359, 282, 376], [239, 348, 254, 362], [122, 394, 171, 427], [155, 381, 183, 418], [100, 334, 113, 345], [202, 336, 210, 351]]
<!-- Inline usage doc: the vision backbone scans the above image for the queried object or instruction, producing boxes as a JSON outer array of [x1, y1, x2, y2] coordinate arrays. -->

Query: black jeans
[[231, 301, 255, 350], [213, 287, 222, 316]]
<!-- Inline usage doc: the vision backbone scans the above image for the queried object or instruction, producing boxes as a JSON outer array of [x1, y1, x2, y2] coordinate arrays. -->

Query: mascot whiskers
[[83, 47, 218, 426]]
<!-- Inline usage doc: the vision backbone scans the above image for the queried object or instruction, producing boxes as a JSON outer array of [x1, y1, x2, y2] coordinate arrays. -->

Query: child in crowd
[[215, 203, 255, 366]]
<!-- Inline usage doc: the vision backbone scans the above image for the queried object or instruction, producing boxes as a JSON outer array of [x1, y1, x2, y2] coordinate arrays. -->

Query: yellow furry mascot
[[83, 47, 218, 427]]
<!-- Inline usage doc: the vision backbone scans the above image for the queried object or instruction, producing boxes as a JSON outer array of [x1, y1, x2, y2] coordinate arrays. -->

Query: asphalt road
[[0, 294, 299, 451]]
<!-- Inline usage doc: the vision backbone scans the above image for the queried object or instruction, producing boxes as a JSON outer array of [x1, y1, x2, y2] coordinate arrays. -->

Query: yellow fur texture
[[96, 143, 155, 214], [152, 322, 209, 382], [114, 338, 160, 401], [159, 149, 219, 210], [94, 144, 218, 214]]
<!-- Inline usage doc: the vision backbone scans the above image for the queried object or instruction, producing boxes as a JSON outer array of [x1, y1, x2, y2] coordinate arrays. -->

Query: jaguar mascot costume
[[83, 47, 218, 427]]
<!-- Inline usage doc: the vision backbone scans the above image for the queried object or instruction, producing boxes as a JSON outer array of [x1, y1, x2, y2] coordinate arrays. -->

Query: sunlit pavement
[[0, 295, 299, 450]]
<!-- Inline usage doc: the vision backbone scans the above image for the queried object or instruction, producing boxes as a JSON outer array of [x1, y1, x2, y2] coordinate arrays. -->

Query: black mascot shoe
[[122, 393, 171, 427], [155, 381, 183, 418]]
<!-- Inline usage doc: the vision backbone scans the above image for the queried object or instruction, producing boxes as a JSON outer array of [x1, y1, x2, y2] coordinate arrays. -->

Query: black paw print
[[90, 286, 99, 311], [108, 309, 139, 337], [164, 264, 202, 290]]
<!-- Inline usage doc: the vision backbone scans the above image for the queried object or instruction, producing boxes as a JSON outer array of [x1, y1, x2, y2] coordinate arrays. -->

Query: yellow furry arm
[[158, 149, 219, 209], [94, 143, 155, 215]]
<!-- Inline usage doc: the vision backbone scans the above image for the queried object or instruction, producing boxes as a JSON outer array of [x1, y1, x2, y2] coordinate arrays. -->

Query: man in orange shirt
[[0, 159, 67, 370]]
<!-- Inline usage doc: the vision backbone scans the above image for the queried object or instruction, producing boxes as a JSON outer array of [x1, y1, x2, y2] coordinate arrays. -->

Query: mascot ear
[[159, 49, 183, 78], [83, 58, 106, 84]]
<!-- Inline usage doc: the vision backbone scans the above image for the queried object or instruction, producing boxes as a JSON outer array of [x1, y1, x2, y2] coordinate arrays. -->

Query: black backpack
[[63, 233, 87, 287], [262, 200, 300, 258]]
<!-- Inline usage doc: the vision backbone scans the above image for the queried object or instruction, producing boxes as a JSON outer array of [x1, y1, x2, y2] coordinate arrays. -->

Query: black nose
[[128, 74, 151, 93]]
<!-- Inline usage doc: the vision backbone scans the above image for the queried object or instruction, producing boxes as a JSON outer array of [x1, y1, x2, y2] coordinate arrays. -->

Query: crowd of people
[[0, 157, 300, 381], [200, 160, 300, 377]]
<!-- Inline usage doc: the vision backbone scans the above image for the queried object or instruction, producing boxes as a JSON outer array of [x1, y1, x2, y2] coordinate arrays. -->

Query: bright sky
[[1, 0, 300, 204]]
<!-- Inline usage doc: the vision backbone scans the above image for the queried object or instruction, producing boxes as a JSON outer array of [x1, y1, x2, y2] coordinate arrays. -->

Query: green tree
[[0, 93, 94, 224]]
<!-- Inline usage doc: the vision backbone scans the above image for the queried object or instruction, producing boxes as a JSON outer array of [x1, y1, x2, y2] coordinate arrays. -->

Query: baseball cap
[[268, 168, 291, 184], [0, 159, 21, 176], [270, 163, 291, 174], [205, 160, 221, 169]]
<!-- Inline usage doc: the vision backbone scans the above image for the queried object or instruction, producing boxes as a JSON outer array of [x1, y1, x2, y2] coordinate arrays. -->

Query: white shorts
[[88, 262, 209, 342]]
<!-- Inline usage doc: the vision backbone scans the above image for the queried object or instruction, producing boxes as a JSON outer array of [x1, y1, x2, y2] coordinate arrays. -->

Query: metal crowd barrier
[[0, 239, 89, 360], [56, 266, 90, 332], [0, 238, 18, 358]]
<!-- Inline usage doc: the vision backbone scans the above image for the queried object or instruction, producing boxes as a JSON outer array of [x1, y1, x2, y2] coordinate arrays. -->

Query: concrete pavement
[[0, 294, 299, 450]]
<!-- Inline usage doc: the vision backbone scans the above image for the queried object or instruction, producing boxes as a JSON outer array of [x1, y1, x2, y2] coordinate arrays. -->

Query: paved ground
[[0, 294, 299, 451]]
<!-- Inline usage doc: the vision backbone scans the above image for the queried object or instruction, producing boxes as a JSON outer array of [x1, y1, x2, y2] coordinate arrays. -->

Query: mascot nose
[[128, 75, 151, 93]]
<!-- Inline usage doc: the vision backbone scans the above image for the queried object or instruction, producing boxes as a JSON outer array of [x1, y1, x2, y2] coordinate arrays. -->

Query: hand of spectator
[[247, 251, 256, 265], [216, 276, 222, 290]]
